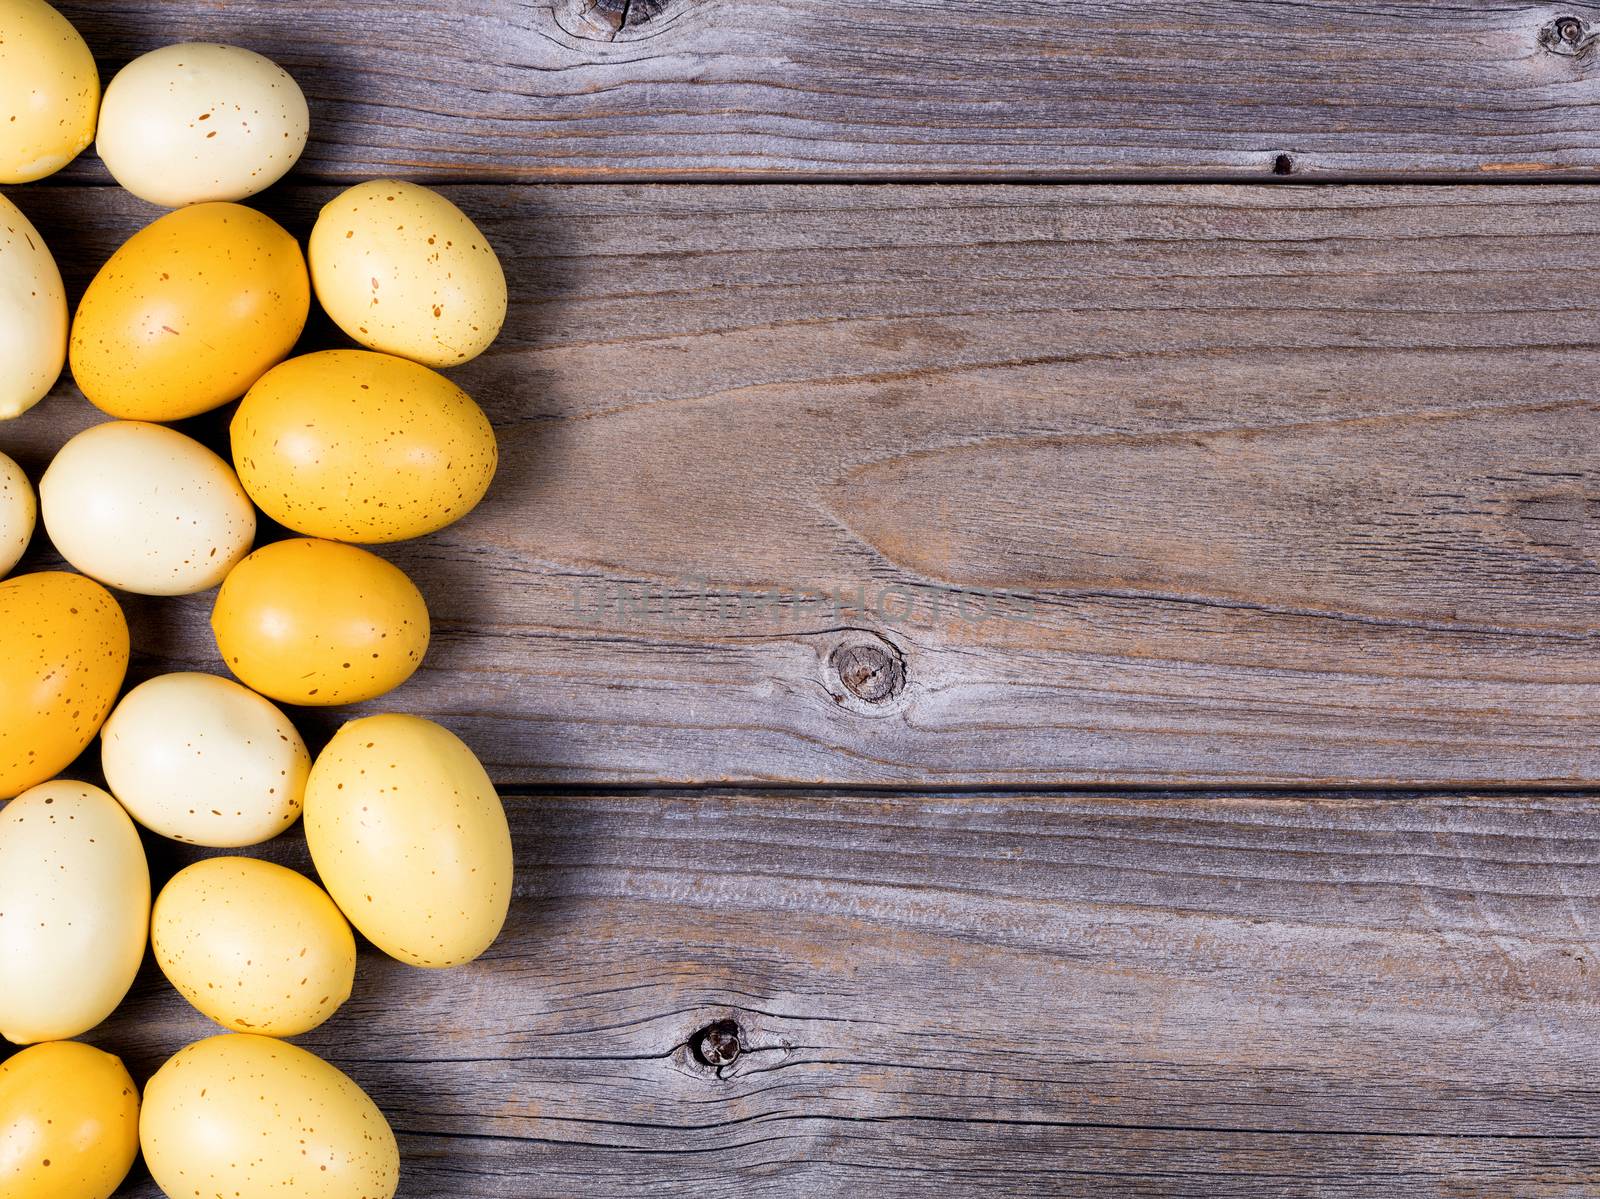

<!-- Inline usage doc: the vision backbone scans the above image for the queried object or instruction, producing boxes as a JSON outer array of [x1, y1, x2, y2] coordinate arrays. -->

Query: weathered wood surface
[[42, 0, 1600, 183], [8, 182, 1600, 786], [69, 789, 1600, 1197]]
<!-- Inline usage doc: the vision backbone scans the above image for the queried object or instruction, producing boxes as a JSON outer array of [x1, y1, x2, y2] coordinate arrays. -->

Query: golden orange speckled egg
[[232, 350, 497, 543], [0, 0, 99, 184], [0, 1041, 140, 1199], [140, 1035, 398, 1199], [0, 571, 128, 799], [210, 538, 429, 706], [308, 180, 505, 368], [69, 202, 309, 421]]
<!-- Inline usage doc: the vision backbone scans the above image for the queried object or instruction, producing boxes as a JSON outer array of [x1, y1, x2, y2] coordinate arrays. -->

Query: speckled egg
[[140, 1034, 399, 1199], [96, 43, 308, 208], [0, 192, 68, 419], [233, 350, 498, 543], [101, 672, 308, 847], [0, 0, 98, 183], [0, 1041, 139, 1199], [40, 421, 255, 595], [0, 571, 127, 799], [211, 538, 429, 706], [0, 450, 35, 576], [0, 781, 149, 1044], [305, 714, 512, 969], [309, 180, 506, 368], [152, 857, 356, 1037], [69, 202, 309, 421]]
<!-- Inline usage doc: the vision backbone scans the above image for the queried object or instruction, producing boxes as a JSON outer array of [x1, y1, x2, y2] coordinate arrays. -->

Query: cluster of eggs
[[0, 4, 513, 1197]]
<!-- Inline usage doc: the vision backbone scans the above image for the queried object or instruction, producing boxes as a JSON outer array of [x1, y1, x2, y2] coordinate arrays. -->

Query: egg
[[140, 1034, 398, 1199], [305, 714, 511, 968], [0, 450, 35, 576], [40, 421, 256, 595], [101, 672, 308, 846], [0, 0, 98, 183], [309, 180, 506, 368], [152, 858, 356, 1036], [211, 538, 429, 706], [0, 572, 127, 799], [69, 202, 309, 421], [0, 1041, 139, 1199], [96, 43, 309, 209], [233, 350, 498, 543], [0, 781, 149, 1044], [0, 193, 68, 419]]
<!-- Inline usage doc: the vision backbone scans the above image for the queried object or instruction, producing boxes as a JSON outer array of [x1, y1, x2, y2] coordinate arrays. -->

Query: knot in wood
[[1539, 15, 1597, 56], [831, 643, 905, 703], [692, 1020, 741, 1067], [570, 0, 669, 40]]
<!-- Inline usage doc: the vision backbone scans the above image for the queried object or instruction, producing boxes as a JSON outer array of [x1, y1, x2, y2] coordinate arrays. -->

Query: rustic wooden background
[[3, 2, 1599, 1196]]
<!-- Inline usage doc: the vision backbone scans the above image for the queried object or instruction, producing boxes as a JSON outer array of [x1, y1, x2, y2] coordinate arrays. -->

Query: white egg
[[0, 780, 150, 1045], [96, 43, 309, 208], [40, 421, 255, 595], [0, 193, 68, 419], [0, 451, 35, 577], [102, 672, 309, 847]]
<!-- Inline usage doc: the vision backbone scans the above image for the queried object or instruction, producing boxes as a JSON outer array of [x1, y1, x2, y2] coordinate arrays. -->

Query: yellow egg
[[0, 781, 149, 1044], [152, 858, 355, 1037], [96, 43, 308, 208], [101, 672, 308, 847], [0, 192, 68, 419], [69, 202, 309, 421], [140, 1034, 398, 1199], [0, 450, 35, 576], [305, 714, 511, 968], [233, 350, 497, 543], [0, 571, 127, 799], [211, 538, 429, 706], [0, 0, 98, 183], [309, 180, 506, 368], [40, 421, 255, 595], [0, 1041, 139, 1199]]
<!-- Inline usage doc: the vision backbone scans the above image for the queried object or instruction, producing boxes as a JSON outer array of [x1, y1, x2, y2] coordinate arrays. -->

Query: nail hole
[[1272, 154, 1294, 176]]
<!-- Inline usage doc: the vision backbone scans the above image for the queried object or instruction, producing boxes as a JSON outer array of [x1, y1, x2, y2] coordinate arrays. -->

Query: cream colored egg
[[101, 672, 308, 847], [0, 780, 149, 1045], [96, 43, 309, 208], [40, 421, 255, 595], [305, 714, 512, 968], [141, 1034, 399, 1199], [152, 858, 356, 1036], [0, 0, 99, 183], [309, 180, 506, 367], [0, 193, 68, 419], [0, 450, 35, 576]]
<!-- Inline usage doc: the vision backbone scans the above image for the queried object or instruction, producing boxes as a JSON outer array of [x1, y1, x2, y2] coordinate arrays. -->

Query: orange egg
[[0, 572, 129, 799]]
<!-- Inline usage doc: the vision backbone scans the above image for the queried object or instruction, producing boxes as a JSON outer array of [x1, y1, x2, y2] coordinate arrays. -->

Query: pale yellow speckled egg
[[152, 857, 356, 1037], [0, 571, 128, 800], [0, 450, 35, 576], [0, 192, 68, 419], [140, 1034, 398, 1199], [0, 0, 99, 183], [101, 672, 308, 847], [41, 421, 256, 596], [69, 202, 309, 421], [0, 1041, 140, 1199], [305, 714, 512, 969], [96, 43, 308, 209], [0, 781, 149, 1045], [211, 538, 429, 706], [309, 180, 506, 368], [233, 350, 498, 543]]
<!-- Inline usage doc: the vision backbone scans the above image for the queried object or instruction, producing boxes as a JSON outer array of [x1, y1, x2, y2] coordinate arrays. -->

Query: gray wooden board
[[5, 182, 1600, 786]]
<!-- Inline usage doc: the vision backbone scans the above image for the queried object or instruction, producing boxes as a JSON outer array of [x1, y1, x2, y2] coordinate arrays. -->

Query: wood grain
[[39, 0, 1600, 183], [64, 788, 1600, 1196], [7, 182, 1600, 786]]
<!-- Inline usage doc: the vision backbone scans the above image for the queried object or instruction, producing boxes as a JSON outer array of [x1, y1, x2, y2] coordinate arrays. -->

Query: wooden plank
[[7, 182, 1600, 786], [43, 0, 1600, 183], [65, 788, 1600, 1196]]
